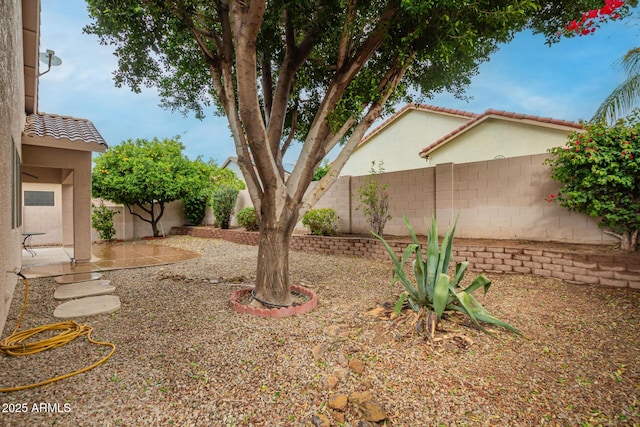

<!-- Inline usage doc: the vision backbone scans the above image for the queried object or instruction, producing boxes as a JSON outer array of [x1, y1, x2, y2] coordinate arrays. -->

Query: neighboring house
[[339, 103, 583, 177], [418, 109, 583, 165], [1, 0, 107, 334], [340, 103, 477, 176]]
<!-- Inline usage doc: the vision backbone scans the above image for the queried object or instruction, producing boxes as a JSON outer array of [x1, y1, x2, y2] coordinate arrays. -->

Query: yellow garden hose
[[0, 275, 116, 392]]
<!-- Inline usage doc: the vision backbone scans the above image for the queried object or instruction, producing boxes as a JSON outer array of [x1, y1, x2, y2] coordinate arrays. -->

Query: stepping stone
[[54, 280, 115, 300], [53, 295, 121, 319], [55, 272, 103, 284]]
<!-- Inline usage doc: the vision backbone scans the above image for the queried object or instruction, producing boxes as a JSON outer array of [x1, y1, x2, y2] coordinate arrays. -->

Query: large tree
[[84, 0, 628, 306]]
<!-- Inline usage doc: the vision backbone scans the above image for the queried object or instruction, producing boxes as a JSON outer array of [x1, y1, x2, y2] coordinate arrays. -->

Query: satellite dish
[[38, 49, 62, 76]]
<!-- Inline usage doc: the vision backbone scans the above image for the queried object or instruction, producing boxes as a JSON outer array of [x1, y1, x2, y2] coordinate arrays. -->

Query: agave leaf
[[393, 292, 409, 315], [449, 291, 485, 331], [373, 232, 418, 299], [438, 214, 459, 276], [463, 274, 491, 295], [425, 215, 439, 299], [456, 292, 520, 335], [473, 311, 522, 335], [406, 296, 419, 312], [403, 214, 420, 246], [432, 273, 451, 319], [452, 262, 469, 288]]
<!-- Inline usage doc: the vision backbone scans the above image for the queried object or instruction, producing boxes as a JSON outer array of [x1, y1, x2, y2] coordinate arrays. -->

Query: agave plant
[[373, 215, 520, 336]]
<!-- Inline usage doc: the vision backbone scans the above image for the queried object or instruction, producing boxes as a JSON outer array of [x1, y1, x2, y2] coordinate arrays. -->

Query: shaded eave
[[23, 0, 39, 115], [418, 109, 584, 158]]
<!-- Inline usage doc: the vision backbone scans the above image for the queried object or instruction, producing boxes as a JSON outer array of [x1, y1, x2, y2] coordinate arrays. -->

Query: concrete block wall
[[308, 154, 615, 246], [99, 153, 613, 246]]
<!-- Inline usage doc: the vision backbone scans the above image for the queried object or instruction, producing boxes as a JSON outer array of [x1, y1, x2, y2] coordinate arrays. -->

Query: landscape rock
[[312, 343, 328, 360], [328, 394, 348, 411], [349, 358, 365, 374], [322, 374, 339, 390], [348, 391, 372, 405], [332, 367, 347, 380], [311, 414, 330, 427], [359, 400, 387, 422]]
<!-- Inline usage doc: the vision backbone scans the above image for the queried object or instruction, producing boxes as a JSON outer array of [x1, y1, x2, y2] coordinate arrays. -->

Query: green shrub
[[544, 113, 639, 252], [302, 208, 339, 236], [211, 185, 239, 229], [183, 194, 209, 226], [236, 207, 259, 231], [91, 202, 117, 241], [374, 214, 520, 337]]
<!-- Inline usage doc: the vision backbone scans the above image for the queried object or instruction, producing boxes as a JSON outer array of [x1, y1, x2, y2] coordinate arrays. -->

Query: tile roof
[[359, 103, 478, 148], [23, 113, 108, 147], [418, 108, 583, 157]]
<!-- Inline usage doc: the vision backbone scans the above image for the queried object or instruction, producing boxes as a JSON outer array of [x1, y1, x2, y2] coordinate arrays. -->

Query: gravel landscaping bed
[[1, 236, 638, 426]]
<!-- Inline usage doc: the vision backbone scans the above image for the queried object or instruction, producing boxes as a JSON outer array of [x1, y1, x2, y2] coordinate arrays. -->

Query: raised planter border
[[230, 285, 318, 318], [172, 226, 640, 290]]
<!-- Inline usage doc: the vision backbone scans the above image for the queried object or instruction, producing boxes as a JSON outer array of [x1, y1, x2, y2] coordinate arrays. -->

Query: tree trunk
[[620, 230, 639, 252], [254, 224, 295, 306]]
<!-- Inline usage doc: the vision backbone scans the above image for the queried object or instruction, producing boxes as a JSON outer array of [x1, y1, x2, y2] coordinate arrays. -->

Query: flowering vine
[[562, 0, 627, 36]]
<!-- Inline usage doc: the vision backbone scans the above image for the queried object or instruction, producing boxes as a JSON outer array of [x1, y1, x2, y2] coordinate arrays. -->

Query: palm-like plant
[[374, 215, 521, 336], [592, 47, 640, 124]]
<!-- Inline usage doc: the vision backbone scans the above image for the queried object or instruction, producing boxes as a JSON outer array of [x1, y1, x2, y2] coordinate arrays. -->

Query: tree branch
[[301, 53, 414, 211]]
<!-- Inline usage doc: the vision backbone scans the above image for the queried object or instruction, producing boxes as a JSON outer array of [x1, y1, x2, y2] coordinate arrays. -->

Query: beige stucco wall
[[23, 183, 63, 245], [0, 0, 27, 334], [426, 119, 577, 165], [340, 109, 472, 176]]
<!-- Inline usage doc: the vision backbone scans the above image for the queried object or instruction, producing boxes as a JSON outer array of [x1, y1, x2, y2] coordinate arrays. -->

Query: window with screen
[[24, 191, 55, 206]]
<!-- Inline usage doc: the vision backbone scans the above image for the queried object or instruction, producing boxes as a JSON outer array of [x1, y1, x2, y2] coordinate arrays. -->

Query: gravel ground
[[0, 235, 638, 427]]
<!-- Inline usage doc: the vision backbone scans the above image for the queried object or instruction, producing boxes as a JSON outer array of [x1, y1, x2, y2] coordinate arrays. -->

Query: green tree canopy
[[92, 137, 211, 237], [545, 111, 640, 251], [84, 0, 630, 305]]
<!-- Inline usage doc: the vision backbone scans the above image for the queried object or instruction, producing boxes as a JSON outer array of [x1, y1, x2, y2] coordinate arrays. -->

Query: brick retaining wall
[[171, 226, 640, 289]]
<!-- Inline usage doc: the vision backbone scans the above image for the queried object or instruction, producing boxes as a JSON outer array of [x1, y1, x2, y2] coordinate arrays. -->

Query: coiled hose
[[0, 274, 116, 392]]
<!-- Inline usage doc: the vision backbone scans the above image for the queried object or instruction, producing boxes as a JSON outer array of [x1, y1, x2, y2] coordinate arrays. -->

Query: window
[[24, 191, 55, 206], [11, 137, 22, 228]]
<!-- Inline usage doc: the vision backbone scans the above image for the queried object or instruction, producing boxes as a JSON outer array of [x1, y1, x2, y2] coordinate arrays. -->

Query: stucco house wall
[[1, 0, 29, 334], [425, 118, 577, 165], [419, 109, 583, 166], [23, 183, 63, 245], [340, 104, 475, 176]]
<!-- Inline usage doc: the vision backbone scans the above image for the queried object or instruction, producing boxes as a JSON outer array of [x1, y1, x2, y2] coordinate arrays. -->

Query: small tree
[[544, 111, 640, 252], [93, 137, 209, 237], [357, 161, 392, 236], [91, 202, 117, 241], [182, 162, 245, 226], [211, 186, 240, 229]]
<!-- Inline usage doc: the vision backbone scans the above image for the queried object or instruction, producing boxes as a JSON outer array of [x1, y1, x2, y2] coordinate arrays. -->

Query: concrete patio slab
[[54, 280, 115, 300], [22, 240, 201, 279], [54, 272, 103, 284], [53, 295, 121, 319]]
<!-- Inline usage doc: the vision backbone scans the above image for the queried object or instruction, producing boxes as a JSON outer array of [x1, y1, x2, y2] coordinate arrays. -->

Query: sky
[[38, 0, 639, 166]]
